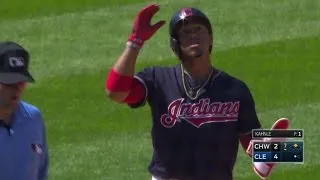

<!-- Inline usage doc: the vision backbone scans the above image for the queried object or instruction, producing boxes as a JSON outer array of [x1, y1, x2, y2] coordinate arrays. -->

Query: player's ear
[[208, 35, 214, 54], [210, 35, 213, 46]]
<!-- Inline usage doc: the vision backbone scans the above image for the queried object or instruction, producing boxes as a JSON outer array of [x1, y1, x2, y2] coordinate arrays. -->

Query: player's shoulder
[[139, 64, 179, 79], [217, 70, 250, 91], [19, 101, 44, 121], [141, 64, 179, 73]]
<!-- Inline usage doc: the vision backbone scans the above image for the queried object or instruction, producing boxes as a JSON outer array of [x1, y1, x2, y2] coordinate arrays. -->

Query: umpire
[[0, 41, 49, 180]]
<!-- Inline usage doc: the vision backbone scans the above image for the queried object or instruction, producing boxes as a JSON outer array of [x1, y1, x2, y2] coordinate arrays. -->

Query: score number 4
[[272, 143, 282, 162]]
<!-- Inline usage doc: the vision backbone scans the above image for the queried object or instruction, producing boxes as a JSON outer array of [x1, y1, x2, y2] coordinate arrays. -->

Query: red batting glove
[[246, 118, 290, 179], [128, 4, 165, 47]]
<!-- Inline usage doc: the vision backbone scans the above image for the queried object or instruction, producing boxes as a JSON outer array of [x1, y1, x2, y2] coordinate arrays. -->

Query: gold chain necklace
[[181, 64, 214, 100], [183, 71, 202, 91]]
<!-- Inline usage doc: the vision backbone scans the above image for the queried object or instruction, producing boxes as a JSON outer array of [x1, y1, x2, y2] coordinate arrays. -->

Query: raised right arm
[[105, 4, 165, 104], [106, 42, 142, 103]]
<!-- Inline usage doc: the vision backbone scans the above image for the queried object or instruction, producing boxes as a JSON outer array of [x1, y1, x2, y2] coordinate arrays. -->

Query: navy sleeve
[[129, 67, 156, 108], [238, 84, 262, 134]]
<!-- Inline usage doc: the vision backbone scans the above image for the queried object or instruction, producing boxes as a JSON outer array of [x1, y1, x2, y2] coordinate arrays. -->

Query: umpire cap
[[0, 41, 35, 84]]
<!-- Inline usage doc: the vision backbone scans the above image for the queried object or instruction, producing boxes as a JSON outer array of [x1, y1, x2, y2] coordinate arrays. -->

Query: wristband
[[106, 68, 133, 92], [128, 34, 144, 47], [126, 41, 141, 50]]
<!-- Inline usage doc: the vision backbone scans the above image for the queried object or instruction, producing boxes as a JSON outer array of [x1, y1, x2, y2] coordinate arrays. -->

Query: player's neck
[[182, 57, 213, 82]]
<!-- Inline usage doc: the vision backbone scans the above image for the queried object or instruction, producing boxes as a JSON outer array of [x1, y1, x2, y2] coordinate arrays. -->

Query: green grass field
[[1, 0, 319, 179]]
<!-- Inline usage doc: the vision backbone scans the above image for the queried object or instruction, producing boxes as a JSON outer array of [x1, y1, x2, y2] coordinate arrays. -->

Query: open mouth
[[189, 41, 200, 46], [190, 44, 200, 48]]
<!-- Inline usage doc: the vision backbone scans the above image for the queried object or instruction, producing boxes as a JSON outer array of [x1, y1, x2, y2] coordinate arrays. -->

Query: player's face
[[0, 82, 26, 110], [178, 23, 212, 58]]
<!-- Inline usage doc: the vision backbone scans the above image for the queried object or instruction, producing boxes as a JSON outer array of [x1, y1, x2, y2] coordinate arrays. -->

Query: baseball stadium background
[[1, 0, 319, 179]]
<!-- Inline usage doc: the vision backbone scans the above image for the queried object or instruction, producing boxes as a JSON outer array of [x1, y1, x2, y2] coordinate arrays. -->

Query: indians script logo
[[160, 98, 240, 128]]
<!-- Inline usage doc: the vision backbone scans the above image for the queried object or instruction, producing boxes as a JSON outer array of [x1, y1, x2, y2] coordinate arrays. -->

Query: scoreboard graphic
[[252, 129, 304, 164]]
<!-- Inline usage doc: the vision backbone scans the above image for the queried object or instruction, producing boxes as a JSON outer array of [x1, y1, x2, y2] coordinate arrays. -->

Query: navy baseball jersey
[[130, 64, 261, 180]]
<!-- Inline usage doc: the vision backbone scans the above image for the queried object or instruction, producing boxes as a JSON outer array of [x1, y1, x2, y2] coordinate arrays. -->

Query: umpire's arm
[[38, 116, 49, 180]]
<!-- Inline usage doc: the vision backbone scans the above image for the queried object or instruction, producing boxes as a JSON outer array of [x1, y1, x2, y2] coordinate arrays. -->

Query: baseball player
[[106, 4, 289, 180], [0, 41, 49, 180]]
